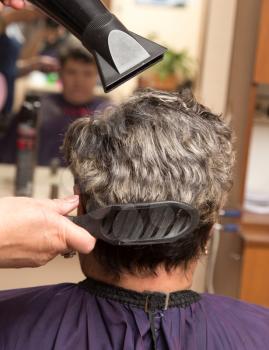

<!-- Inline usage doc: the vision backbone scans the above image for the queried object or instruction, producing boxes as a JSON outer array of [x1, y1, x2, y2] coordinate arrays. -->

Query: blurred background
[[0, 0, 269, 308]]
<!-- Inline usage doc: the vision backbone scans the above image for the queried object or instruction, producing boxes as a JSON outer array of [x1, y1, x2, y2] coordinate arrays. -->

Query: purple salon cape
[[0, 278, 268, 350]]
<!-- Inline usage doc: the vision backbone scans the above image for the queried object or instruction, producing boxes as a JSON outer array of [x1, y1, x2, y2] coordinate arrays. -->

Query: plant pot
[[138, 73, 179, 91]]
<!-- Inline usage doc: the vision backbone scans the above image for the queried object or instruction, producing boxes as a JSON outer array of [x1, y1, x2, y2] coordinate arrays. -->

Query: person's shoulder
[[0, 283, 84, 348], [0, 283, 79, 320], [90, 95, 114, 111], [39, 93, 65, 120], [199, 293, 269, 347], [0, 283, 76, 305], [201, 292, 269, 315], [40, 93, 63, 106]]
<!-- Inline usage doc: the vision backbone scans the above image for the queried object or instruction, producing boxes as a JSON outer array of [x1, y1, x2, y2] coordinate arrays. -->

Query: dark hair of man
[[59, 47, 95, 67], [63, 89, 234, 277]]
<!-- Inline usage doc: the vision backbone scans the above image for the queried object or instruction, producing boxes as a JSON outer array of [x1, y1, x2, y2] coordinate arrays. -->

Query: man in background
[[0, 47, 111, 166], [38, 47, 111, 166]]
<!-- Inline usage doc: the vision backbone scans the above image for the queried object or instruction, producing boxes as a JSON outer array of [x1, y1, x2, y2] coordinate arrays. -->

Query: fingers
[[36, 196, 95, 254], [37, 195, 80, 215], [3, 0, 25, 9], [59, 215, 96, 254]]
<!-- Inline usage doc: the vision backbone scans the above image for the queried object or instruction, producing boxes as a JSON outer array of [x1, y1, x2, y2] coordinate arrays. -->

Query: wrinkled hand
[[0, 195, 96, 268], [0, 0, 25, 11]]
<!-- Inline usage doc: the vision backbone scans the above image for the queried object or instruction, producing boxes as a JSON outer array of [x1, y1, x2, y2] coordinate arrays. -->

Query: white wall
[[112, 0, 205, 57], [245, 123, 269, 195], [108, 0, 206, 101], [199, 0, 238, 113]]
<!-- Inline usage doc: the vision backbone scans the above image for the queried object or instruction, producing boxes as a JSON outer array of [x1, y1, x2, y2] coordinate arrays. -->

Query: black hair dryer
[[29, 0, 167, 93]]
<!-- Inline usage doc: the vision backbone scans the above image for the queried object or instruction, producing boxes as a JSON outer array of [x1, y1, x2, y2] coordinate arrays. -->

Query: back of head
[[63, 89, 234, 277]]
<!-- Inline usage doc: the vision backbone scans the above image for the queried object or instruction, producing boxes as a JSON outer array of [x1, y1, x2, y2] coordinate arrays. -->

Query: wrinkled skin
[[0, 196, 96, 268], [0, 0, 25, 11]]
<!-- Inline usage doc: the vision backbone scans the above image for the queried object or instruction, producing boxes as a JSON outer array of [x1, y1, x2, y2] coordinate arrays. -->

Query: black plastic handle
[[29, 0, 110, 37], [67, 201, 200, 246], [67, 215, 103, 240]]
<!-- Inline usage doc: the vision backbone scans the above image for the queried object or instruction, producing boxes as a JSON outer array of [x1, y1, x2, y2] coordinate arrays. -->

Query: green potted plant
[[139, 47, 194, 91]]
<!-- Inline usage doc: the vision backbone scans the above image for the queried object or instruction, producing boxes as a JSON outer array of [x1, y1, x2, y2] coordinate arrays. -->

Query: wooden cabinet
[[238, 0, 269, 307], [212, 0, 269, 307], [240, 213, 269, 307], [255, 0, 269, 83]]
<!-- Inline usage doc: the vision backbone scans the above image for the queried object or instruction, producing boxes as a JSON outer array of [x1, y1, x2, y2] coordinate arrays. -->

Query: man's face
[[61, 59, 98, 105]]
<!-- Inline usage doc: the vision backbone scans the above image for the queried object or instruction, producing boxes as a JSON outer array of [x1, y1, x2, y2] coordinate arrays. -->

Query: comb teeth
[[99, 205, 194, 244], [153, 207, 176, 238], [73, 201, 200, 245], [112, 209, 144, 240], [69, 201, 199, 245]]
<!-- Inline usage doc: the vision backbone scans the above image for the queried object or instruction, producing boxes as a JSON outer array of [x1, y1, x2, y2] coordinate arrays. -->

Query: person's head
[[59, 47, 98, 105], [44, 17, 66, 45], [63, 89, 234, 279]]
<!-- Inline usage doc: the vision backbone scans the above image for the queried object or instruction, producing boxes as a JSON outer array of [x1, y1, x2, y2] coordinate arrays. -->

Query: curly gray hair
[[63, 89, 234, 225]]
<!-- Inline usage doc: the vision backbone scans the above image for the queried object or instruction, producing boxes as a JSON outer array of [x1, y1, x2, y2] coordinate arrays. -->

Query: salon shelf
[[254, 112, 269, 125], [239, 211, 269, 307], [240, 211, 269, 244], [254, 0, 269, 84], [254, 118, 269, 125]]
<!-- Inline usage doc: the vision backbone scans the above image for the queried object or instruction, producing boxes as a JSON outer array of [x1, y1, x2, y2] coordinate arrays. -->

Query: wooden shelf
[[240, 211, 269, 306], [254, 116, 269, 125], [240, 211, 269, 245], [255, 0, 269, 83], [253, 106, 269, 125]]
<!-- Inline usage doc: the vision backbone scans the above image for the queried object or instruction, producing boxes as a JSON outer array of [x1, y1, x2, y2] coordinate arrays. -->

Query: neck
[[62, 94, 94, 107], [80, 255, 196, 293]]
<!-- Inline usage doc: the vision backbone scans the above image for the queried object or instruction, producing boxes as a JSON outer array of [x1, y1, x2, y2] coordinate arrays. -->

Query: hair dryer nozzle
[[91, 32, 167, 93], [82, 12, 167, 93], [28, 0, 167, 93]]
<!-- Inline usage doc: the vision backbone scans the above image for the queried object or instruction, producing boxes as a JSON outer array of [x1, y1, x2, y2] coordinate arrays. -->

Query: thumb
[[37, 195, 80, 215], [57, 215, 96, 254], [4, 0, 25, 9]]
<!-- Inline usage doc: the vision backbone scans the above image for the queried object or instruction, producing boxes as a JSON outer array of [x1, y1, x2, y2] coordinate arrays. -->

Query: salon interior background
[[0, 0, 269, 307]]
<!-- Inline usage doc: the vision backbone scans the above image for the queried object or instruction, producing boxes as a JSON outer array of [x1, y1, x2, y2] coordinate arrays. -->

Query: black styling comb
[[68, 201, 200, 246]]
